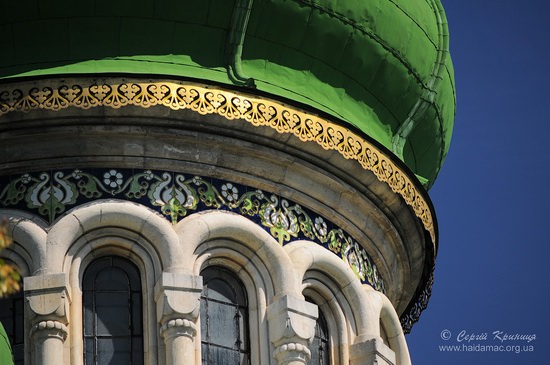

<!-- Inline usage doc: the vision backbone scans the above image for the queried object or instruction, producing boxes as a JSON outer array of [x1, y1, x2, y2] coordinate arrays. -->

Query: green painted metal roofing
[[0, 0, 455, 187]]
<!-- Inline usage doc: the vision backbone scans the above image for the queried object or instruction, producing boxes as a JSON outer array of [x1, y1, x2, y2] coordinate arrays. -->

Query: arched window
[[306, 297, 330, 365], [200, 266, 250, 365], [83, 256, 143, 365], [0, 289, 24, 365]]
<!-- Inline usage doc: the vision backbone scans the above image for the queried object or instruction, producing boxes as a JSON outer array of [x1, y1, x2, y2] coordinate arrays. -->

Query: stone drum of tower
[[0, 1, 455, 364]]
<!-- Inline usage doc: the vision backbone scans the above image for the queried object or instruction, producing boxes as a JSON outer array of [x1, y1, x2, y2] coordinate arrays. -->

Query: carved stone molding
[[24, 273, 70, 325], [154, 273, 203, 364], [273, 342, 312, 365], [267, 295, 318, 365], [160, 318, 198, 340], [30, 320, 68, 342], [155, 272, 203, 325]]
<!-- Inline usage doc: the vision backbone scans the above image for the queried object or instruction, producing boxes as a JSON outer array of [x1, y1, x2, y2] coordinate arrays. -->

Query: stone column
[[160, 318, 197, 363], [24, 273, 70, 365], [350, 337, 396, 365], [155, 272, 202, 365], [30, 321, 68, 365], [267, 295, 318, 365]]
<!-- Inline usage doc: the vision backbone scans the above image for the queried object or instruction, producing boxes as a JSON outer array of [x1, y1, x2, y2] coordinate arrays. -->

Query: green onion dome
[[0, 0, 455, 186]]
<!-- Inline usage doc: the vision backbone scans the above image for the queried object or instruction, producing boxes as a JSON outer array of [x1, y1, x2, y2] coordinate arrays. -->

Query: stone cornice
[[0, 78, 436, 246]]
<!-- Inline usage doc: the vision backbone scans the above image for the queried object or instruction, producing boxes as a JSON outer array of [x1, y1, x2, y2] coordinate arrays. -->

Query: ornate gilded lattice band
[[0, 79, 435, 244]]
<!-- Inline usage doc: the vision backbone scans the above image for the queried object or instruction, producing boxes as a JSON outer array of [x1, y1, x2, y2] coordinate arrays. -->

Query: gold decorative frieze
[[0, 80, 436, 245]]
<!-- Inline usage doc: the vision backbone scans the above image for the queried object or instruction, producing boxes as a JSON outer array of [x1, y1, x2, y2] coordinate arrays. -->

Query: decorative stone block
[[154, 272, 203, 323], [267, 295, 318, 347], [24, 273, 70, 324], [350, 338, 396, 365], [267, 295, 318, 364]]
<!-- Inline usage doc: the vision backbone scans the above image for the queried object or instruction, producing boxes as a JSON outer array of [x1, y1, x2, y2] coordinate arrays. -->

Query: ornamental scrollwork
[[400, 269, 435, 334], [0, 80, 435, 244], [0, 168, 385, 293]]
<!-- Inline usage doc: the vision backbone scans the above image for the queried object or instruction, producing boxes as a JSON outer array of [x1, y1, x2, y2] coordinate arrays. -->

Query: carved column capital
[[155, 272, 203, 365], [160, 318, 198, 340], [273, 342, 312, 364], [30, 320, 68, 342], [23, 274, 71, 365], [267, 295, 318, 365], [154, 272, 203, 326], [24, 273, 71, 327]]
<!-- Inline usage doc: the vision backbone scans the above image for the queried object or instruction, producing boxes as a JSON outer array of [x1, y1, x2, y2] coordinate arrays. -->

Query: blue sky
[[407, 1, 550, 364]]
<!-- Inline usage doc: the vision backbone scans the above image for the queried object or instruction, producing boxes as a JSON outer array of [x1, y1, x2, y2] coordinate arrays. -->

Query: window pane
[[95, 267, 129, 291], [97, 338, 131, 364], [132, 337, 144, 363], [206, 278, 236, 303], [209, 346, 239, 365], [306, 297, 330, 365], [207, 301, 237, 348], [83, 293, 94, 336], [13, 343, 24, 365], [14, 312, 23, 341], [83, 256, 143, 365], [309, 334, 329, 365], [310, 343, 321, 365], [0, 301, 11, 320], [238, 308, 248, 352], [83, 258, 110, 290], [200, 301, 207, 335], [201, 266, 249, 365], [0, 297, 13, 336], [131, 293, 143, 335], [85, 337, 94, 365], [96, 292, 130, 336]]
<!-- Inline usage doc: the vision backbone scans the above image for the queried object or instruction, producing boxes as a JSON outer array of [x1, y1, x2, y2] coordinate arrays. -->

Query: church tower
[[0, 1, 455, 364]]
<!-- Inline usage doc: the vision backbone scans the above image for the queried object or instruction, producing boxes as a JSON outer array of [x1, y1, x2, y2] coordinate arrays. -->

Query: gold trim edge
[[0, 79, 436, 245]]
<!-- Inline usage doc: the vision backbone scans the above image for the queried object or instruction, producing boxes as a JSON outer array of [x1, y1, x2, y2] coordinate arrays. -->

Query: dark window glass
[[0, 289, 24, 365], [306, 298, 330, 365], [83, 256, 143, 365], [200, 267, 249, 365]]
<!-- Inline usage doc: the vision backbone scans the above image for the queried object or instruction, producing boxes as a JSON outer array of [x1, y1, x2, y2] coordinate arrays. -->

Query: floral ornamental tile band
[[0, 168, 384, 291]]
